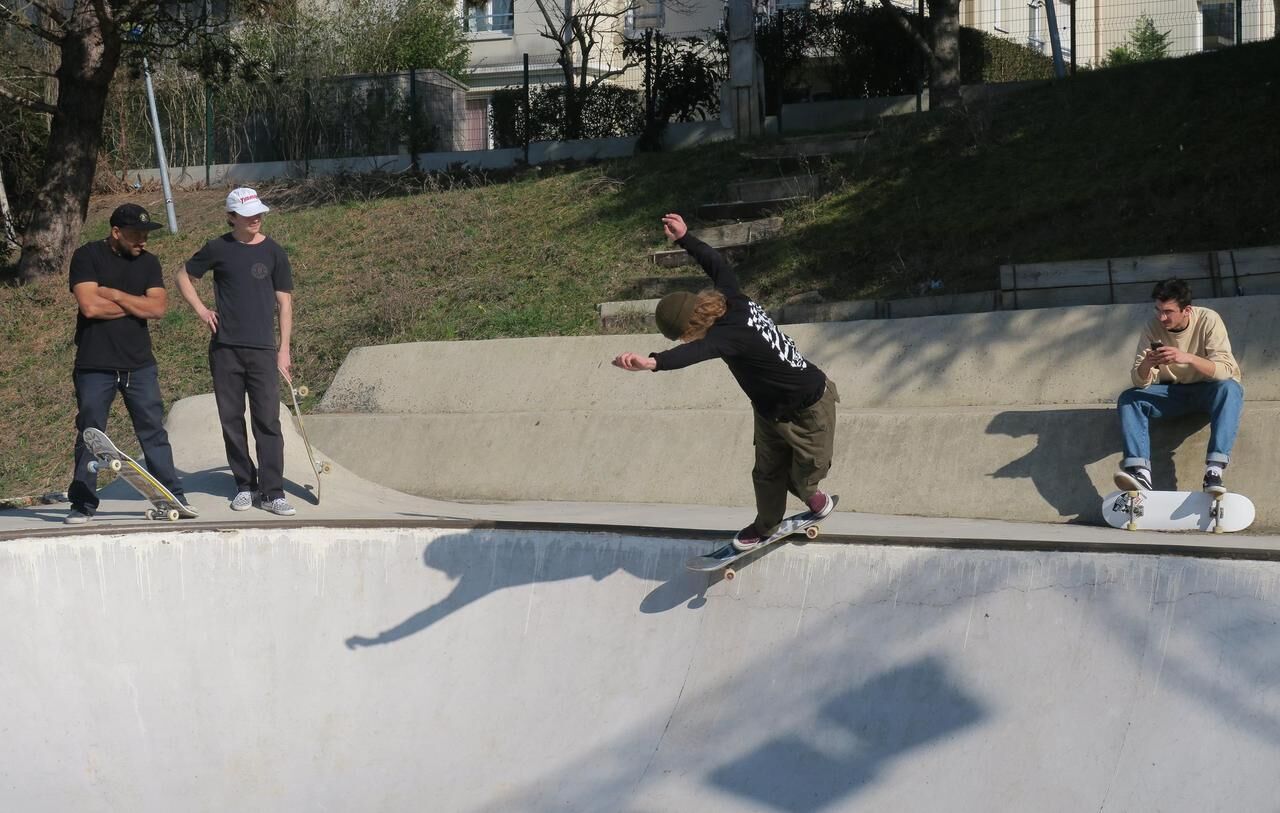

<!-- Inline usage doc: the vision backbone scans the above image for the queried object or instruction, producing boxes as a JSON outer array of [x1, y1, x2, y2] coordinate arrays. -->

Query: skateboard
[[1102, 489, 1255, 533], [82, 428, 197, 521], [282, 372, 330, 502], [686, 495, 839, 579]]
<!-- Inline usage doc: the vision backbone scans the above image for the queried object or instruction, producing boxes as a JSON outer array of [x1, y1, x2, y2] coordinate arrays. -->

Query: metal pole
[[303, 77, 311, 179], [142, 57, 178, 234], [1044, 0, 1067, 78], [408, 68, 420, 172], [204, 83, 213, 187], [522, 53, 531, 163], [1070, 0, 1076, 75], [916, 0, 924, 112], [1235, 0, 1243, 45], [644, 29, 654, 130]]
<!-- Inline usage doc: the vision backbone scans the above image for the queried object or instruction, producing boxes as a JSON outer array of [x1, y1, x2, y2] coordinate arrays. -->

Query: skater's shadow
[[344, 531, 707, 650], [987, 408, 1205, 523]]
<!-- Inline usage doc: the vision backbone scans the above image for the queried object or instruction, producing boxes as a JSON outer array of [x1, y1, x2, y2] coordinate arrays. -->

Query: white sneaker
[[264, 497, 296, 517], [64, 509, 92, 525], [231, 491, 254, 511]]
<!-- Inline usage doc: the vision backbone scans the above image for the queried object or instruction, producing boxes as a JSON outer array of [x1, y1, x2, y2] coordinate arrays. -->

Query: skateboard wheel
[[320, 462, 332, 474], [108, 459, 122, 472], [805, 526, 820, 539], [725, 569, 736, 581], [166, 509, 180, 521], [296, 386, 309, 398], [1125, 522, 1136, 531], [88, 461, 100, 474], [145, 509, 156, 520]]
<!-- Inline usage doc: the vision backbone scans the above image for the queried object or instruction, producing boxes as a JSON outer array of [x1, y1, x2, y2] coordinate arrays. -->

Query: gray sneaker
[[64, 508, 92, 525], [231, 491, 254, 511], [263, 497, 296, 517]]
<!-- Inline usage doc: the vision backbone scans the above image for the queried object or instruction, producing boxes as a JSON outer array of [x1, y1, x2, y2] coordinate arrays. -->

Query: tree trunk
[[927, 0, 961, 109], [0, 164, 18, 247], [17, 2, 121, 282], [878, 0, 962, 110]]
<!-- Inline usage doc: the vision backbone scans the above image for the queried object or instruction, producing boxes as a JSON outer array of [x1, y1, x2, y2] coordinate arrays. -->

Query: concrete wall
[[308, 295, 1280, 528], [126, 121, 733, 189], [7, 528, 1280, 810]]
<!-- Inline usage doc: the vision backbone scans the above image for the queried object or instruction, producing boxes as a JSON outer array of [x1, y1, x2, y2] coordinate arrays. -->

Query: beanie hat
[[655, 291, 697, 340]]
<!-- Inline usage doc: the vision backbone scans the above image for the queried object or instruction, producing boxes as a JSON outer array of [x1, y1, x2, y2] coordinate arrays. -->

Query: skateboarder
[[65, 203, 194, 524], [1114, 278, 1243, 496], [612, 213, 838, 551], [175, 187, 296, 516]]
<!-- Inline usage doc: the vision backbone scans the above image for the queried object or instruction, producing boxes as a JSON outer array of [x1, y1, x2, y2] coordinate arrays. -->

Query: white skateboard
[[1102, 489, 1254, 533]]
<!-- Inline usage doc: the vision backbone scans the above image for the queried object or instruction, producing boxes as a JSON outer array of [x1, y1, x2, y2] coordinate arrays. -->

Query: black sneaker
[[1114, 467, 1153, 492], [1203, 468, 1226, 495]]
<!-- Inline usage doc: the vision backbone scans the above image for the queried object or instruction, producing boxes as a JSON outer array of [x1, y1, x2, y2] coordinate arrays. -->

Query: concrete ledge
[[312, 296, 1280, 528], [318, 297, 1280, 415], [306, 405, 1280, 529]]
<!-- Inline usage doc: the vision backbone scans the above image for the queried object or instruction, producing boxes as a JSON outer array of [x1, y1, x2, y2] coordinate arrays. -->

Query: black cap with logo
[[109, 203, 164, 232]]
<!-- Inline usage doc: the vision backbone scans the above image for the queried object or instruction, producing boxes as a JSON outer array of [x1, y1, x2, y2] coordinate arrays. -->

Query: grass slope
[[1, 39, 1276, 499]]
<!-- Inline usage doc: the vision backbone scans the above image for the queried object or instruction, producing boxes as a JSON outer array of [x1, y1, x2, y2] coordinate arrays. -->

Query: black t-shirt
[[650, 235, 828, 420], [185, 234, 294, 349], [68, 240, 164, 371]]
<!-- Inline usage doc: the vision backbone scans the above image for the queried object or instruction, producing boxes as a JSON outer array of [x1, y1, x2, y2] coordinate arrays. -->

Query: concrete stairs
[[647, 217, 784, 268]]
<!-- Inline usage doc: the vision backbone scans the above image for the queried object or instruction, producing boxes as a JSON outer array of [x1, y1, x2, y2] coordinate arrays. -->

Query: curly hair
[[681, 289, 728, 341]]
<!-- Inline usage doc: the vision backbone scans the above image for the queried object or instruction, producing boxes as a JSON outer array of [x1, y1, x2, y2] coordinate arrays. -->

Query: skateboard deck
[[1102, 489, 1254, 533], [686, 495, 839, 579], [282, 373, 330, 502], [83, 428, 196, 521]]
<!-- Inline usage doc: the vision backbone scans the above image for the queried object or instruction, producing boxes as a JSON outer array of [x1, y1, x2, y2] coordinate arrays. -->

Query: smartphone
[[1150, 340, 1164, 352]]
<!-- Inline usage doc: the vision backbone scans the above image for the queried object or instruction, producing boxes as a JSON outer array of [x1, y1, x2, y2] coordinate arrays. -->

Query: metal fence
[[101, 1, 1275, 176]]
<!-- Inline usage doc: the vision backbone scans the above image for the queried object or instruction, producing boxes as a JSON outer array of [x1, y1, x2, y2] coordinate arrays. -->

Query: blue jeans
[[1117, 380, 1244, 470], [69, 365, 184, 515]]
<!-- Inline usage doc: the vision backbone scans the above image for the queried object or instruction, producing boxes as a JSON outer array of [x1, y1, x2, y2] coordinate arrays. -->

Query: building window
[[1201, 2, 1236, 50], [625, 0, 666, 36], [464, 0, 514, 35]]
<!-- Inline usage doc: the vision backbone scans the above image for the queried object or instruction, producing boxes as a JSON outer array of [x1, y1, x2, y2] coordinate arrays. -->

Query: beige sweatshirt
[[1131, 306, 1241, 387]]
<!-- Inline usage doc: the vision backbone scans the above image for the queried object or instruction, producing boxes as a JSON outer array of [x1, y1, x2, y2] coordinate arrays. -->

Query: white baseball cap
[[226, 187, 270, 216]]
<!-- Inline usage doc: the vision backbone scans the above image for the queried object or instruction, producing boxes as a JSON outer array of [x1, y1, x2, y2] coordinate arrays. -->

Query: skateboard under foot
[[1102, 489, 1254, 533], [686, 495, 839, 580]]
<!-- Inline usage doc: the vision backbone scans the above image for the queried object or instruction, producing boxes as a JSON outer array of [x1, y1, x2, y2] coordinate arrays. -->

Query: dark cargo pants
[[752, 379, 840, 535]]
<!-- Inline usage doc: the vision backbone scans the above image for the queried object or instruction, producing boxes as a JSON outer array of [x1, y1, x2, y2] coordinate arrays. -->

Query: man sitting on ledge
[[1114, 278, 1242, 495]]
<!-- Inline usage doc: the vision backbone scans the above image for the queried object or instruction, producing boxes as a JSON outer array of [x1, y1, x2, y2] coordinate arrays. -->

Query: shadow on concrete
[[709, 656, 985, 813], [987, 409, 1205, 523], [345, 531, 704, 649]]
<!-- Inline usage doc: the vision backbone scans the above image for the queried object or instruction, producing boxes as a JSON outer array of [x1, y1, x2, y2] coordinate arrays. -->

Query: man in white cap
[[175, 187, 297, 515]]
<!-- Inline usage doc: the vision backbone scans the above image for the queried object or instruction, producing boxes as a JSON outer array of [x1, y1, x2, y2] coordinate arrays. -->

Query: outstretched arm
[[612, 352, 657, 372], [662, 212, 740, 293]]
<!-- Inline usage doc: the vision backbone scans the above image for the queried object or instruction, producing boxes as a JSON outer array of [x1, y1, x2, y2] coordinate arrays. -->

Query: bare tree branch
[[0, 81, 56, 114], [27, 0, 66, 25], [0, 2, 65, 44], [876, 0, 933, 59]]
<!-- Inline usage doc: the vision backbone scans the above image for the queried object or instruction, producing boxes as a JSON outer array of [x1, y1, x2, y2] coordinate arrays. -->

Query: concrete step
[[647, 217, 783, 268], [697, 197, 806, 221], [746, 131, 876, 167], [727, 175, 820, 203]]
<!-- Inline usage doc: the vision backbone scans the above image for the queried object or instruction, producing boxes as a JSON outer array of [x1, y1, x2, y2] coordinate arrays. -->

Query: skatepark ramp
[[307, 296, 1280, 529], [4, 526, 1280, 810]]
